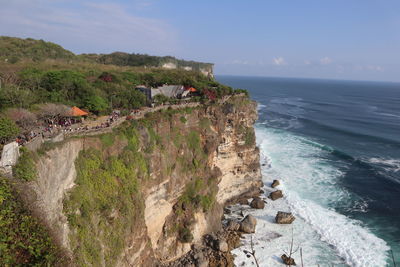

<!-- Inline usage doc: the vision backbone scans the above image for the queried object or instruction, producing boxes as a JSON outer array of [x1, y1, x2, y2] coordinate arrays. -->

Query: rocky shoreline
[[163, 179, 297, 267]]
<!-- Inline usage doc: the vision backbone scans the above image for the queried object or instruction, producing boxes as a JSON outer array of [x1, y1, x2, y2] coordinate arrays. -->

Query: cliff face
[[25, 95, 261, 266]]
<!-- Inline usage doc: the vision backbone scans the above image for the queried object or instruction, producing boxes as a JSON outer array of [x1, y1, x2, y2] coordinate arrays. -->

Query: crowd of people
[[13, 100, 201, 147], [13, 111, 124, 146]]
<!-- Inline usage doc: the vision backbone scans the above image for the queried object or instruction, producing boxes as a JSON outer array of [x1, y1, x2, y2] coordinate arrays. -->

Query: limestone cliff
[[22, 95, 261, 266]]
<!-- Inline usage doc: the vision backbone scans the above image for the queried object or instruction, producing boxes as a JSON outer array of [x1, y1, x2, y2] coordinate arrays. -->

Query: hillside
[[0, 37, 237, 132], [0, 36, 213, 74], [0, 36, 75, 63]]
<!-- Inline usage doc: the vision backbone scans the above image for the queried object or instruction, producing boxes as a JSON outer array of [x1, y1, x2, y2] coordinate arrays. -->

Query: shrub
[[13, 148, 38, 181], [178, 227, 193, 243], [83, 95, 109, 114], [4, 108, 37, 131], [244, 128, 255, 146], [180, 116, 187, 123], [0, 117, 20, 144], [0, 176, 60, 265], [64, 132, 147, 266], [100, 133, 115, 147], [187, 131, 200, 152]]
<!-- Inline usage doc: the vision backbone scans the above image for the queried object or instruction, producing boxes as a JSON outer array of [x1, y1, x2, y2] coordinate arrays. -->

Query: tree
[[153, 94, 170, 104], [0, 117, 20, 144], [0, 85, 37, 109], [36, 103, 71, 120], [4, 108, 37, 131], [116, 89, 146, 109], [83, 95, 109, 114]]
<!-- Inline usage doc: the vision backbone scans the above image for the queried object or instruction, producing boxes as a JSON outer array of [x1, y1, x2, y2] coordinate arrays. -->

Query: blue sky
[[1, 0, 399, 82]]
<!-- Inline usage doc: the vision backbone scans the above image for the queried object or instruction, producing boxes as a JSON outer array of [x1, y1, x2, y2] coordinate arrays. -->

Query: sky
[[1, 0, 400, 82]]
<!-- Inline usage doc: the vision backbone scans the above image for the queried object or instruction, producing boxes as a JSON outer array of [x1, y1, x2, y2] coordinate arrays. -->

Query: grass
[[0, 176, 60, 266]]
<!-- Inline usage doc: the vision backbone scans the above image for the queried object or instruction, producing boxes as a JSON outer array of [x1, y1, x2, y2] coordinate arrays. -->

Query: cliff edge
[[14, 95, 261, 266]]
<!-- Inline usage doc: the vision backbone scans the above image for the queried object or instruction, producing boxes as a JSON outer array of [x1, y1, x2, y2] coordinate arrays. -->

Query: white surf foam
[[368, 157, 400, 173], [233, 126, 390, 267], [257, 103, 267, 110]]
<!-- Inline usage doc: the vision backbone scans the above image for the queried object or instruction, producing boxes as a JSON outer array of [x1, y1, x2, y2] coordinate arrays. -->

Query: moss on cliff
[[0, 176, 60, 266]]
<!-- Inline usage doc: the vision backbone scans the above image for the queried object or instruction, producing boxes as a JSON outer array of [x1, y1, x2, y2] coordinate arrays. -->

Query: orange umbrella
[[71, 106, 88, 116]]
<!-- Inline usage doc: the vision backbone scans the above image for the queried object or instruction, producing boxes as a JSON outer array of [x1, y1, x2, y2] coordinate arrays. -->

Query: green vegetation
[[238, 125, 256, 146], [0, 176, 60, 266], [0, 36, 74, 62], [0, 117, 19, 144], [0, 36, 245, 117], [179, 178, 216, 213], [180, 116, 187, 123], [86, 52, 213, 72], [63, 121, 157, 266], [12, 147, 38, 181], [199, 118, 210, 130], [100, 133, 115, 147], [173, 176, 217, 243], [178, 226, 194, 243], [0, 37, 212, 71], [64, 147, 143, 266], [244, 127, 255, 146]]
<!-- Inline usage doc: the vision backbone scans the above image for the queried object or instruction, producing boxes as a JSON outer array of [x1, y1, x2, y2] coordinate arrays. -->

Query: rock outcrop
[[0, 141, 20, 174], [275, 212, 295, 224]]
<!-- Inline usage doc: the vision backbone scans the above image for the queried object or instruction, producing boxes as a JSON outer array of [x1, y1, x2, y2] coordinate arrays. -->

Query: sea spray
[[232, 126, 389, 266]]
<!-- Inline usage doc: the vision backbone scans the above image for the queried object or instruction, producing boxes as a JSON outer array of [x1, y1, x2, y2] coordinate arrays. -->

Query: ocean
[[217, 75, 400, 267]]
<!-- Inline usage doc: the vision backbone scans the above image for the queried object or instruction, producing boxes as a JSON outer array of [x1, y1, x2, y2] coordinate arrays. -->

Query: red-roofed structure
[[71, 106, 88, 117]]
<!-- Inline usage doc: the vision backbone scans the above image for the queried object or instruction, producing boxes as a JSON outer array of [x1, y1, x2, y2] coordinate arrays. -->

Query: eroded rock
[[275, 212, 295, 224], [239, 215, 257, 233], [271, 179, 280, 188], [0, 142, 20, 173], [281, 254, 296, 265], [237, 198, 249, 205], [226, 220, 240, 231], [216, 239, 228, 252], [250, 197, 265, 209], [269, 190, 283, 200]]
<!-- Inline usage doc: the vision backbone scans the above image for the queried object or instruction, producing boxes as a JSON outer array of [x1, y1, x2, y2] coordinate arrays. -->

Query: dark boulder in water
[[239, 215, 257, 233], [269, 190, 283, 200], [275, 211, 295, 224], [250, 197, 265, 209], [281, 254, 296, 265], [271, 179, 280, 188]]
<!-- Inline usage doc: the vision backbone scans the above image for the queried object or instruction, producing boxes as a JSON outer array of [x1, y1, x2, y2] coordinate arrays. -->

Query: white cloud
[[366, 65, 384, 72], [354, 65, 384, 72], [231, 59, 249, 65], [320, 57, 332, 65], [0, 0, 178, 54], [304, 60, 311, 65], [273, 57, 286, 65]]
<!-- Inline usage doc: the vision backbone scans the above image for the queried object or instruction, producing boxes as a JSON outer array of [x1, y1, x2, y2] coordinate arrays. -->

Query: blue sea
[[217, 75, 400, 267]]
